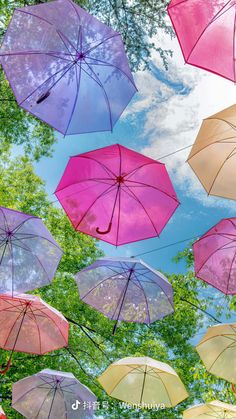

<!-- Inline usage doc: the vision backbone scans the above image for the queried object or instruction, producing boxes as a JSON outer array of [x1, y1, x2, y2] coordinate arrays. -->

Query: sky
[[34, 24, 236, 281]]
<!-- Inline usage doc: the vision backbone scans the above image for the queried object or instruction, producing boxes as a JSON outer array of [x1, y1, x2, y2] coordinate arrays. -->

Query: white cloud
[[127, 27, 236, 211]]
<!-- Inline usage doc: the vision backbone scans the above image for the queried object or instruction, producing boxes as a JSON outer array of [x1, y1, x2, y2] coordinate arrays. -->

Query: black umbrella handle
[[96, 222, 112, 235], [0, 357, 11, 374]]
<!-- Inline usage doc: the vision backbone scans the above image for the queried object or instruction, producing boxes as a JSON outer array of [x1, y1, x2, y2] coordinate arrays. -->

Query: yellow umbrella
[[187, 104, 236, 200], [196, 323, 236, 384], [183, 400, 236, 418], [98, 356, 188, 407]]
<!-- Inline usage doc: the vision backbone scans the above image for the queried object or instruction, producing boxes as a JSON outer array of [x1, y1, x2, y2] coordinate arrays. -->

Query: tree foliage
[[0, 0, 173, 160]]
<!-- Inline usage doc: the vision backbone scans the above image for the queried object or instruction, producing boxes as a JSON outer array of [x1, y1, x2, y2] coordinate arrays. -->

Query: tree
[[0, 0, 173, 160]]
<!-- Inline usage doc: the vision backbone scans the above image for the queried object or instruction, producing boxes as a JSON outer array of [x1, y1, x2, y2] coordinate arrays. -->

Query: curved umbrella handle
[[36, 91, 51, 104], [0, 358, 11, 375], [96, 222, 112, 235]]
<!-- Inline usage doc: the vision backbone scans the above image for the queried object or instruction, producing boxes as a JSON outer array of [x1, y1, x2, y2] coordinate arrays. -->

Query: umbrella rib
[[133, 272, 173, 310], [83, 33, 120, 55], [85, 55, 137, 89], [0, 207, 10, 232], [77, 155, 117, 178], [208, 145, 236, 194], [233, 8, 236, 82], [122, 185, 159, 236], [10, 239, 52, 284], [65, 59, 82, 135], [17, 9, 77, 55], [125, 179, 179, 203], [108, 365, 145, 394], [132, 274, 151, 324], [74, 183, 117, 230], [80, 272, 130, 300], [185, 0, 234, 62], [139, 365, 147, 404], [12, 234, 62, 253], [226, 248, 236, 294], [208, 340, 236, 372], [29, 305, 42, 354], [47, 387, 57, 419], [18, 59, 74, 105], [29, 305, 67, 345], [125, 162, 160, 180], [81, 60, 113, 131], [195, 239, 236, 276], [35, 388, 54, 419]]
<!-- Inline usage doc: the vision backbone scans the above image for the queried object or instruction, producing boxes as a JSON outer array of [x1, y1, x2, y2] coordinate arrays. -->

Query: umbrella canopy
[[0, 0, 136, 135], [168, 0, 236, 82], [0, 293, 69, 373], [0, 205, 63, 295], [188, 105, 236, 200], [76, 257, 174, 334], [98, 356, 188, 407], [193, 218, 236, 294], [0, 406, 6, 419], [12, 369, 97, 419], [183, 400, 236, 419], [196, 323, 236, 384], [55, 144, 179, 246]]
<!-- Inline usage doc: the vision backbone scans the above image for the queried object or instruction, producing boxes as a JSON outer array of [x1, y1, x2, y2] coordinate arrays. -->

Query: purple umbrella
[[0, 0, 137, 135], [12, 369, 97, 419], [0, 206, 63, 295], [76, 257, 174, 334]]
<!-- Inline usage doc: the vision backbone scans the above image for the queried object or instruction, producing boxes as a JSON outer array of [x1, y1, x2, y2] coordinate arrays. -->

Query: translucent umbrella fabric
[[0, 294, 69, 373], [55, 144, 180, 246], [188, 104, 236, 200], [196, 323, 236, 384], [183, 400, 236, 419], [0, 206, 63, 295], [0, 0, 137, 135], [76, 257, 174, 333], [168, 0, 236, 82], [193, 218, 236, 294], [98, 356, 189, 407], [12, 369, 97, 419]]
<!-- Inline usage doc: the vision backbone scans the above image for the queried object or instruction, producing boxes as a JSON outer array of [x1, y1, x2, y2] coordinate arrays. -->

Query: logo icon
[[72, 400, 81, 410]]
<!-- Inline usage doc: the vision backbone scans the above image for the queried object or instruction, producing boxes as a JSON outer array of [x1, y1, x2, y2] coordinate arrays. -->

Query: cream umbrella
[[196, 323, 236, 384], [183, 400, 236, 419], [97, 356, 188, 407], [187, 104, 236, 200]]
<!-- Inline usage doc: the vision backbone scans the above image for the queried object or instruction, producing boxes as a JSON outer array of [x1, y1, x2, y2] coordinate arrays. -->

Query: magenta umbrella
[[168, 0, 236, 82], [0, 0, 136, 134], [55, 144, 180, 246], [193, 218, 236, 294], [76, 257, 174, 334]]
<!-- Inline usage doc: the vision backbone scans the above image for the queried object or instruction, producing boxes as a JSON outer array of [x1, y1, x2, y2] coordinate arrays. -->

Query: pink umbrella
[[193, 218, 236, 294], [168, 0, 236, 82], [0, 406, 6, 419], [55, 144, 180, 246], [0, 293, 69, 374]]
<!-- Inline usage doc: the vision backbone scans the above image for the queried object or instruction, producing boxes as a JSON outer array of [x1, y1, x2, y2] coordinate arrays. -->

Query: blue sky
[[33, 31, 236, 279]]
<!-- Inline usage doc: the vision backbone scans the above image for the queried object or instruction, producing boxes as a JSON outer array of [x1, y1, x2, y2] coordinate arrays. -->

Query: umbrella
[[98, 356, 189, 407], [187, 104, 236, 200], [193, 218, 236, 294], [183, 400, 236, 419], [55, 144, 180, 246], [0, 0, 137, 135], [76, 257, 174, 334], [168, 1, 236, 82], [0, 293, 69, 374], [0, 205, 63, 295], [196, 323, 236, 384], [0, 406, 6, 419], [12, 369, 97, 419]]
